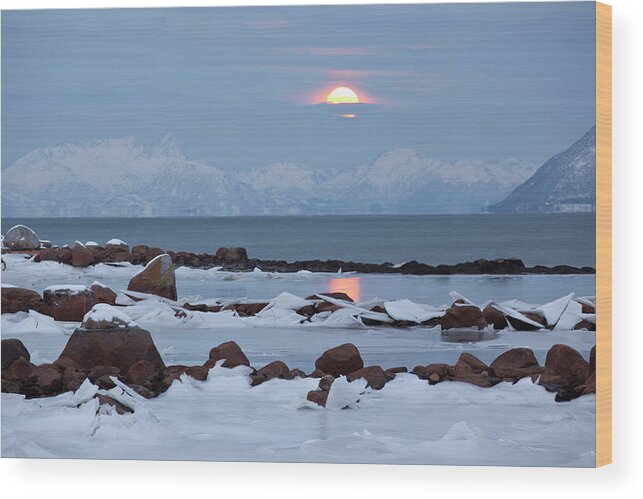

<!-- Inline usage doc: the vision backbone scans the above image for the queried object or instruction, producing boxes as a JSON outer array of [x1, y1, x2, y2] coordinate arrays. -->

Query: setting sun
[[326, 86, 360, 104]]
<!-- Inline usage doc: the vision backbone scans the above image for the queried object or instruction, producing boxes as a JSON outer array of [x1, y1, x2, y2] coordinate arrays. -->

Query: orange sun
[[326, 86, 360, 104]]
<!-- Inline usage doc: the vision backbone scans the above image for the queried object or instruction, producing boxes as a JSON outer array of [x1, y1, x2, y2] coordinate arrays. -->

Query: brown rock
[[145, 247, 164, 263], [28, 364, 63, 395], [411, 365, 429, 379], [251, 360, 290, 386], [441, 304, 487, 330], [454, 353, 492, 375], [185, 365, 208, 381], [5, 356, 35, 382], [346, 365, 390, 390], [285, 368, 306, 380], [215, 247, 248, 263], [95, 394, 133, 415], [223, 302, 268, 316], [88, 365, 120, 383], [386, 366, 408, 374], [1, 338, 31, 370], [306, 292, 355, 303], [62, 369, 87, 392], [126, 359, 158, 386], [314, 343, 364, 377], [91, 283, 117, 306], [318, 374, 335, 391], [490, 348, 542, 381], [540, 344, 590, 393], [1, 287, 42, 314], [34, 247, 61, 262], [53, 355, 78, 372], [40, 287, 95, 321], [574, 319, 596, 331], [59, 327, 165, 374], [482, 305, 508, 330], [426, 363, 453, 379], [451, 372, 499, 388], [506, 311, 547, 331], [127, 254, 177, 301], [428, 373, 441, 385], [206, 341, 250, 369], [306, 389, 328, 407], [3, 225, 40, 250], [71, 247, 95, 268], [310, 369, 325, 378]]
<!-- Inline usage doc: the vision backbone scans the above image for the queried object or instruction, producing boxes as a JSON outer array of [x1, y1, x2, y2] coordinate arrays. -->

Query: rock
[[306, 292, 355, 303], [4, 356, 34, 382], [131, 245, 149, 264], [95, 394, 133, 415], [40, 286, 95, 321], [28, 364, 63, 396], [310, 369, 325, 378], [87, 365, 120, 383], [285, 368, 306, 380], [90, 283, 117, 305], [426, 363, 453, 380], [127, 254, 177, 301], [454, 353, 492, 375], [482, 305, 508, 330], [185, 365, 208, 381], [81, 303, 135, 329], [314, 343, 364, 377], [34, 247, 61, 262], [205, 341, 250, 369], [346, 365, 390, 390], [53, 355, 77, 371], [215, 247, 248, 263], [574, 319, 596, 331], [251, 361, 290, 386], [440, 304, 487, 330], [58, 326, 166, 374], [1, 338, 31, 370], [222, 302, 268, 316], [306, 389, 328, 407], [105, 239, 129, 251], [62, 369, 87, 392], [95, 375, 118, 390], [3, 225, 40, 250], [145, 247, 164, 263], [126, 359, 158, 386], [428, 373, 441, 385], [540, 344, 590, 394], [411, 365, 429, 379], [589, 345, 596, 373], [1, 287, 42, 314], [318, 374, 335, 391], [2, 379, 22, 394], [451, 372, 499, 388], [71, 247, 95, 267], [506, 311, 547, 331], [490, 348, 542, 381], [386, 366, 408, 374]]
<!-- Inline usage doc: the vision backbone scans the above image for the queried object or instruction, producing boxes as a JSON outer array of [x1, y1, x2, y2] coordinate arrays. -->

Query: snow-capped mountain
[[1, 135, 540, 217], [488, 127, 596, 213]]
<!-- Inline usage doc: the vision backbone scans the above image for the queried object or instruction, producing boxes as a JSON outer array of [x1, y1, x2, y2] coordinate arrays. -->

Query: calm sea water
[[1, 214, 595, 267]]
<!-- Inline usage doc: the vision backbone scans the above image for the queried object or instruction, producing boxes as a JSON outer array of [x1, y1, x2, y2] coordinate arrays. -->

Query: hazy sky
[[1, 2, 596, 170]]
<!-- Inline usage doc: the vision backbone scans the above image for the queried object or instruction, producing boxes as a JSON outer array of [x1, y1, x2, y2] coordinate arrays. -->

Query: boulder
[[285, 368, 306, 380], [215, 247, 248, 263], [314, 343, 364, 377], [425, 363, 453, 380], [71, 247, 95, 268], [58, 326, 165, 374], [3, 225, 40, 250], [482, 305, 508, 330], [127, 254, 177, 301], [4, 356, 34, 383], [1, 338, 30, 370], [34, 247, 61, 262], [306, 389, 328, 407], [90, 283, 117, 306], [506, 311, 547, 331], [346, 365, 391, 390], [251, 360, 290, 386], [40, 286, 95, 321], [490, 348, 542, 381], [306, 292, 355, 303], [1, 287, 42, 314], [95, 394, 133, 415], [386, 366, 408, 374], [454, 353, 492, 375], [222, 302, 268, 316], [440, 304, 487, 330], [27, 364, 63, 396], [318, 374, 335, 391], [126, 359, 158, 387], [205, 341, 250, 369], [540, 344, 590, 394], [145, 247, 164, 263], [81, 303, 135, 329], [411, 365, 429, 379]]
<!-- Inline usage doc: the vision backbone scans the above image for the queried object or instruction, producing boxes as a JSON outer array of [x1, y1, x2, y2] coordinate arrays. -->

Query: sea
[[2, 213, 595, 268]]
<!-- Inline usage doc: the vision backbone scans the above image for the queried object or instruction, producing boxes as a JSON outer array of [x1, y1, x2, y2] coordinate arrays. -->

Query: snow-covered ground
[[1, 253, 596, 466]]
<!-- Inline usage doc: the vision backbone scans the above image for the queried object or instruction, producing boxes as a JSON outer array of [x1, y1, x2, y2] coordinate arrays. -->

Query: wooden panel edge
[[595, 0, 612, 468]]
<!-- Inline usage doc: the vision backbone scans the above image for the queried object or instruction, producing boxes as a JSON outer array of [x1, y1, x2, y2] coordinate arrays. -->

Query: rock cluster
[[2, 333, 596, 408]]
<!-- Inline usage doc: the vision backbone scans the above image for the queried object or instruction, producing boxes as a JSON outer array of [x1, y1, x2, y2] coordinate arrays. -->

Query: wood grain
[[595, 1, 612, 468]]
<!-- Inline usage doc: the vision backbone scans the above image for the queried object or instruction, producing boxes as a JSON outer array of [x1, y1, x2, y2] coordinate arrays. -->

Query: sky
[[1, 2, 596, 171]]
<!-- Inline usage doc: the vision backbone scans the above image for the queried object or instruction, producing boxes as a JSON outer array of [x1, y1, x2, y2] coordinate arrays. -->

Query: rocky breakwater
[[0, 223, 592, 275]]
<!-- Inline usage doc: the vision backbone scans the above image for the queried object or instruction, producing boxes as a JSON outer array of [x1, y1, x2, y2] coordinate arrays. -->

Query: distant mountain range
[[2, 132, 585, 217], [488, 127, 596, 213]]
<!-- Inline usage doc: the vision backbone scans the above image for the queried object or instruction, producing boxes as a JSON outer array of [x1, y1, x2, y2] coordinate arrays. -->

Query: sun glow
[[326, 86, 360, 104]]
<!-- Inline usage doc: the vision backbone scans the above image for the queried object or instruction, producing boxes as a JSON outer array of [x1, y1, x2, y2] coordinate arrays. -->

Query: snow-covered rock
[[82, 303, 137, 329], [3, 225, 40, 250]]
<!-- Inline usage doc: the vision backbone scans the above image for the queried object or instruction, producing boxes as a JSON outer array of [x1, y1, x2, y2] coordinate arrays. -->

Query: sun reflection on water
[[328, 276, 361, 302]]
